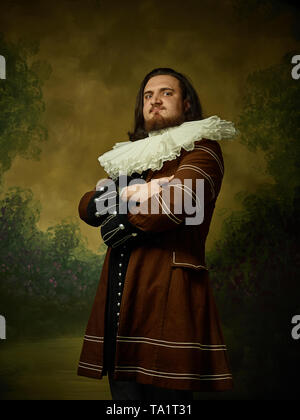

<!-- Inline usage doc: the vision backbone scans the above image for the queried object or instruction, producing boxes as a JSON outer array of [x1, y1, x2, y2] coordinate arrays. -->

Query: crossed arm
[[78, 139, 224, 247], [78, 176, 173, 248]]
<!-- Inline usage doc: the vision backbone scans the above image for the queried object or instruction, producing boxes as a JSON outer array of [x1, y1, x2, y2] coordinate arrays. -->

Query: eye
[[144, 94, 152, 100], [163, 91, 172, 96]]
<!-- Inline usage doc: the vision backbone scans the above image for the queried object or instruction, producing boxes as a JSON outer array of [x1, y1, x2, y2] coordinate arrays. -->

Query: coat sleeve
[[78, 178, 117, 227], [126, 139, 224, 232], [78, 177, 159, 247], [100, 201, 158, 248]]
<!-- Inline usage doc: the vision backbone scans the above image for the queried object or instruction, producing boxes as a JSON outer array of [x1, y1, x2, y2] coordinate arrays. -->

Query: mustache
[[150, 106, 165, 113]]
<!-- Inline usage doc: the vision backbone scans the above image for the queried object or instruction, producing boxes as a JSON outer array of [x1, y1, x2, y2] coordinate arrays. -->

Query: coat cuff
[[85, 186, 117, 226], [100, 202, 157, 248]]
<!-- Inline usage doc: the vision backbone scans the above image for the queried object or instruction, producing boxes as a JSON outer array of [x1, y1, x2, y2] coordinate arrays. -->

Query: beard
[[144, 113, 185, 133]]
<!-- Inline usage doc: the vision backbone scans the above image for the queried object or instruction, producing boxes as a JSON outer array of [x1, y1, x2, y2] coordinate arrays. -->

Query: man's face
[[143, 75, 190, 132]]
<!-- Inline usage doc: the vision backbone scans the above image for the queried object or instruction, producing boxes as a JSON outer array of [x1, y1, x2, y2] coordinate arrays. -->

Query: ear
[[183, 99, 191, 113]]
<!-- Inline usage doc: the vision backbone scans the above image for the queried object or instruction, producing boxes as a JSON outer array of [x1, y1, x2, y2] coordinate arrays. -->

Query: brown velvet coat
[[77, 138, 233, 392]]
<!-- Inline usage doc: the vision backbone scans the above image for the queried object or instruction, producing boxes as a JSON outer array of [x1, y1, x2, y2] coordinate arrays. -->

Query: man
[[77, 68, 236, 400]]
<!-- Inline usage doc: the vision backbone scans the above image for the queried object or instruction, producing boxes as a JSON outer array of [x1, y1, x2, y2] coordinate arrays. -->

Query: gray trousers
[[108, 371, 194, 401]]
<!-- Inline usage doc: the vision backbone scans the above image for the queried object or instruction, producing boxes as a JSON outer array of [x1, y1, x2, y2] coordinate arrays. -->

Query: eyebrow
[[143, 87, 175, 96]]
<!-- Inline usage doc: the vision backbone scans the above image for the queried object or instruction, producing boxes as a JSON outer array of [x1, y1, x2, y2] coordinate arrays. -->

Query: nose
[[150, 92, 162, 106]]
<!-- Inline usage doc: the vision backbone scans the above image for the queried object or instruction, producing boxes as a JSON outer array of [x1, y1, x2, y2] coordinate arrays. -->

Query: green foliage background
[[0, 185, 106, 339], [0, 34, 51, 180], [0, 34, 106, 339], [205, 51, 300, 399], [0, 34, 299, 399]]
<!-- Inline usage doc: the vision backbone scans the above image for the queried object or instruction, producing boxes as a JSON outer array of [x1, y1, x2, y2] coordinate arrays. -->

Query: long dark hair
[[128, 68, 203, 141]]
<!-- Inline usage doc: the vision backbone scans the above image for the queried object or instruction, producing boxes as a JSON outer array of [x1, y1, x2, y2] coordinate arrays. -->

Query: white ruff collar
[[98, 115, 237, 180]]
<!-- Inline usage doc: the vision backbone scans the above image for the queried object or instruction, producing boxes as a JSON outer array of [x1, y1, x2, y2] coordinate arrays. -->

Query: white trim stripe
[[101, 214, 116, 227], [117, 335, 226, 349], [178, 164, 215, 196], [171, 183, 202, 211], [84, 338, 104, 343], [78, 363, 102, 373], [84, 335, 104, 339], [172, 251, 208, 271], [84, 335, 104, 343], [177, 164, 216, 200], [153, 194, 182, 225], [117, 338, 226, 351], [102, 225, 121, 241], [115, 366, 232, 381], [194, 146, 224, 175], [79, 361, 102, 368], [102, 203, 119, 213], [112, 233, 133, 248], [159, 193, 182, 224], [95, 190, 117, 201]]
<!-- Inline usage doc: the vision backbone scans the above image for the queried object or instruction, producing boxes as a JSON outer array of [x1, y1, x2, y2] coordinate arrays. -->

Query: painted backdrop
[[0, 0, 299, 400]]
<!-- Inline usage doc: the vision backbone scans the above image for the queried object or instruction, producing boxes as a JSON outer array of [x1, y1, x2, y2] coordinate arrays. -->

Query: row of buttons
[[116, 245, 126, 328]]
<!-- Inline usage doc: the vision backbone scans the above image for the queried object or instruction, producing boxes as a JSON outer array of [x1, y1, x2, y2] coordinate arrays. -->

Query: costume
[[77, 116, 236, 392]]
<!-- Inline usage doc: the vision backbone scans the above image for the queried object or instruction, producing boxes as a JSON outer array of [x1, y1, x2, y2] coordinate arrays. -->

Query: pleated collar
[[98, 115, 237, 180]]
